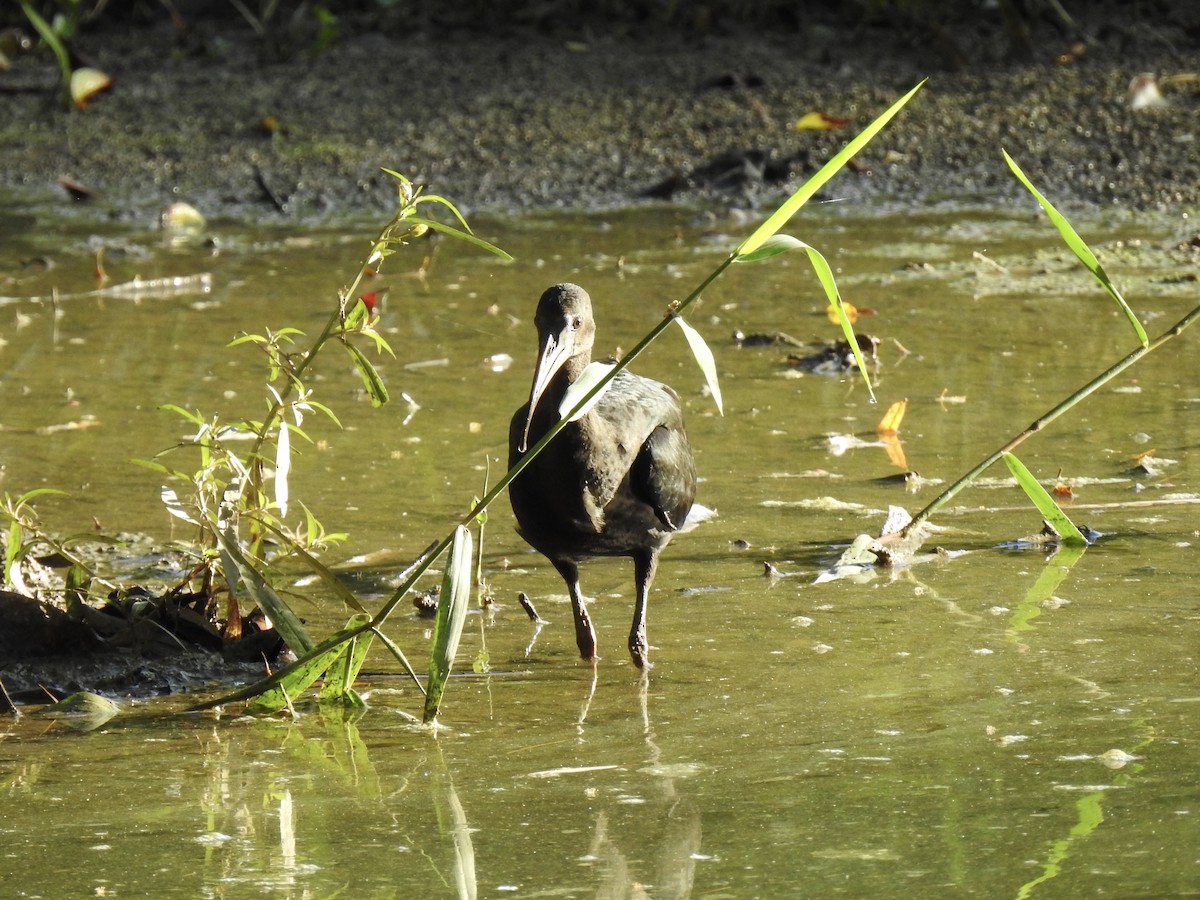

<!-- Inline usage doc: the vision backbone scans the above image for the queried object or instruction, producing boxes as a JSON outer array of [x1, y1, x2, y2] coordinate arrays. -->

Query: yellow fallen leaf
[[794, 111, 850, 131]]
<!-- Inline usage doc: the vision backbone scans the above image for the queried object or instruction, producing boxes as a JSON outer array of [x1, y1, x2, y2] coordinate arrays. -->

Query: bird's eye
[[571, 316, 583, 331]]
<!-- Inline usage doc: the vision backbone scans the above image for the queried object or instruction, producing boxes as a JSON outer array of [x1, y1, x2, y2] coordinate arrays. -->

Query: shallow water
[[1, 193, 1198, 897]]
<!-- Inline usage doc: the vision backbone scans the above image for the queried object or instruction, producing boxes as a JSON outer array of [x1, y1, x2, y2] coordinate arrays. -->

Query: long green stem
[[902, 302, 1200, 536]]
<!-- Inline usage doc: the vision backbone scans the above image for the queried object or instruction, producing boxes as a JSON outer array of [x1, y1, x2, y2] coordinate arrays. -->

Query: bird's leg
[[629, 552, 659, 669], [555, 560, 596, 660]]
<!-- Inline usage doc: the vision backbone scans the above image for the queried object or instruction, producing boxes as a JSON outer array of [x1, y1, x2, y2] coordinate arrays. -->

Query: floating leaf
[[673, 315, 723, 414], [40, 692, 119, 731], [559, 361, 616, 421], [1001, 452, 1089, 546], [160, 202, 205, 231], [793, 111, 850, 131], [827, 301, 859, 325], [423, 525, 473, 723], [1003, 151, 1148, 348]]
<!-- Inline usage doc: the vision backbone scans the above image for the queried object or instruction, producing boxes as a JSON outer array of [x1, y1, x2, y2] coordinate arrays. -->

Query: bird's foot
[[629, 636, 654, 670]]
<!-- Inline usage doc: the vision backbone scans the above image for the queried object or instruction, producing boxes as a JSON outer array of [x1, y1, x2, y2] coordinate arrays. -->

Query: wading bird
[[509, 283, 698, 668]]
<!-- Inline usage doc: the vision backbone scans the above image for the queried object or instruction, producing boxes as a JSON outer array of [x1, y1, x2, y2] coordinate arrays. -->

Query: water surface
[[1, 195, 1197, 896]]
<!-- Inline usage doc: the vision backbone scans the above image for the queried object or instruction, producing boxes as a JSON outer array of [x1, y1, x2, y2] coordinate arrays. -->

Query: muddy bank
[[1, 11, 1199, 221]]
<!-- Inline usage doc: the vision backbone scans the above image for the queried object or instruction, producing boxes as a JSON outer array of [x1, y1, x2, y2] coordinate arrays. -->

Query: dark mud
[[1, 9, 1199, 221]]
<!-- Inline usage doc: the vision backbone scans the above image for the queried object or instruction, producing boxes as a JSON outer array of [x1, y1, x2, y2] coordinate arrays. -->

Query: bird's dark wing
[[629, 410, 696, 532]]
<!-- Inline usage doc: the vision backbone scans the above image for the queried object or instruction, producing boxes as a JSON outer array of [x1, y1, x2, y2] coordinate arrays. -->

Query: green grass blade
[[423, 525, 473, 723], [735, 80, 925, 259], [1003, 150, 1148, 347], [1001, 452, 1089, 546], [673, 315, 723, 414]]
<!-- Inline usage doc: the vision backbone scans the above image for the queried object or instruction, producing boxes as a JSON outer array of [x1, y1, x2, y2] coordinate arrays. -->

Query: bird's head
[[518, 283, 595, 452]]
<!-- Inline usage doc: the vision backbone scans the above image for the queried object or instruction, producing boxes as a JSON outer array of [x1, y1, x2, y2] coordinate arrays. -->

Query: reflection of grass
[[1015, 721, 1155, 899], [1007, 542, 1086, 635]]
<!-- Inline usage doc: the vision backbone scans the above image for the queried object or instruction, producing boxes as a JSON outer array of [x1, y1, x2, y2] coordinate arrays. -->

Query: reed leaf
[[734, 80, 925, 259], [423, 525, 474, 723], [560, 362, 617, 421], [215, 526, 314, 653], [1001, 452, 1089, 546], [1003, 150, 1148, 347], [673, 315, 723, 414], [318, 613, 373, 708], [274, 420, 291, 518]]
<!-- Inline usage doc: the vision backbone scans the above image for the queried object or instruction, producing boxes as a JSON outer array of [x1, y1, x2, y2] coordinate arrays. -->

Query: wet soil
[[1, 8, 1199, 220]]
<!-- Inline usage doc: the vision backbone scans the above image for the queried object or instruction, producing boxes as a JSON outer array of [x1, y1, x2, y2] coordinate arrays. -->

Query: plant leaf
[[735, 80, 924, 259], [215, 526, 314, 653], [1001, 452, 1089, 546], [343, 343, 390, 407], [423, 525, 474, 723], [673, 315, 723, 414], [407, 216, 514, 262], [1003, 150, 1148, 348], [318, 613, 373, 708], [275, 421, 291, 518], [559, 361, 616, 421], [738, 234, 874, 401]]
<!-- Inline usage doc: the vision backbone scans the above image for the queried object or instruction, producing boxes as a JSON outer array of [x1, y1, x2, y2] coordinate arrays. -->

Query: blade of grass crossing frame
[[735, 80, 925, 259], [1002, 452, 1089, 546], [1003, 151, 1148, 347]]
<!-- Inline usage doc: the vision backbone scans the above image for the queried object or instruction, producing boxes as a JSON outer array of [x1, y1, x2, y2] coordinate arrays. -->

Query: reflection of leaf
[[674, 315, 723, 414], [1002, 452, 1089, 546], [1008, 542, 1086, 634]]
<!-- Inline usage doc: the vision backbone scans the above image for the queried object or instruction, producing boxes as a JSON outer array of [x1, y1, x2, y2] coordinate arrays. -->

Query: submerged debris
[[786, 334, 880, 375]]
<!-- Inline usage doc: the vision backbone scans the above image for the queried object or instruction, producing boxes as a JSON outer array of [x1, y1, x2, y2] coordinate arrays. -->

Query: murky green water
[[2, 193, 1198, 896]]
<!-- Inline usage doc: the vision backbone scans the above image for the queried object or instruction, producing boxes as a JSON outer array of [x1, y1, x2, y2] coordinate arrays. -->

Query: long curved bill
[[518, 327, 574, 453]]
